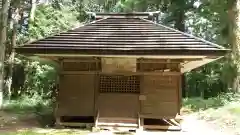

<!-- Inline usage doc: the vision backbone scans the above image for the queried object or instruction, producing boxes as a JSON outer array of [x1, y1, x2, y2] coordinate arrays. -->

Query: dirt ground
[[0, 111, 230, 135]]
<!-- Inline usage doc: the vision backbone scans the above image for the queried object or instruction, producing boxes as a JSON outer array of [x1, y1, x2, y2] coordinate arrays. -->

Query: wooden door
[[98, 94, 139, 118], [97, 75, 140, 118], [57, 74, 95, 116], [140, 75, 180, 118]]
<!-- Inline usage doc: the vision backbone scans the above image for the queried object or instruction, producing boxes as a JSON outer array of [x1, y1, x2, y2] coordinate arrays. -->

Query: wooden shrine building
[[15, 12, 228, 130]]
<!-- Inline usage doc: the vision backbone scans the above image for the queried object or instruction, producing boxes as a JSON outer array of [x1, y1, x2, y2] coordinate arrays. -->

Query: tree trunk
[[0, 0, 10, 109], [30, 0, 37, 21], [174, 9, 185, 32], [171, 1, 186, 97], [228, 0, 240, 92], [0, 0, 2, 9], [172, 1, 186, 31], [6, 7, 19, 100]]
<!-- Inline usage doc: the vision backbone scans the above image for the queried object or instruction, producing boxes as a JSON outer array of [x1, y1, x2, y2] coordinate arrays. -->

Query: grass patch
[[3, 131, 43, 135], [182, 93, 240, 135], [227, 103, 240, 114], [3, 95, 51, 114], [182, 93, 240, 112], [2, 95, 55, 127]]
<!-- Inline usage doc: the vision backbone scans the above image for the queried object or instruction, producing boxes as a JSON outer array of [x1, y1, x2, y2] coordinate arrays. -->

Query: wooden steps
[[55, 113, 182, 132], [143, 125, 181, 131], [141, 117, 182, 131], [95, 117, 139, 131], [55, 116, 94, 128]]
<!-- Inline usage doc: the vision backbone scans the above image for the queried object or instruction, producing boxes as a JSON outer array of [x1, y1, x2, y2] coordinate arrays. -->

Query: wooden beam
[[33, 42, 208, 45], [98, 117, 138, 121], [169, 119, 181, 127], [42, 38, 199, 42], [97, 123, 138, 127], [59, 122, 94, 127], [181, 56, 223, 73], [62, 58, 100, 62], [89, 24, 156, 26], [143, 125, 181, 131], [162, 119, 174, 126], [95, 111, 99, 128], [57, 33, 186, 36], [36, 54, 207, 59], [61, 71, 181, 76], [52, 36, 196, 39], [139, 114, 178, 119]]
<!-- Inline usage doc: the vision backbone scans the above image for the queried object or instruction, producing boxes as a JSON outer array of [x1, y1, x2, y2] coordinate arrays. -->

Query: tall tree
[[5, 0, 21, 99], [30, 0, 37, 21], [228, 0, 240, 92], [164, 0, 195, 97], [0, 0, 10, 108]]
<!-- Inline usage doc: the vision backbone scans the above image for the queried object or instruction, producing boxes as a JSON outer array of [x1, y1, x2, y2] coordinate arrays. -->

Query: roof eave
[[15, 47, 229, 57]]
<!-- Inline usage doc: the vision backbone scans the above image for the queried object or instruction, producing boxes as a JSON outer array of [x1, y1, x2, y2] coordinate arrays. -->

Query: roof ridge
[[67, 17, 109, 31], [139, 18, 228, 50]]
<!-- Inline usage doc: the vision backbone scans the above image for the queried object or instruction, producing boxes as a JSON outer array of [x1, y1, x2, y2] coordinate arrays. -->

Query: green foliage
[[183, 93, 240, 134], [183, 93, 239, 112], [9, 3, 79, 100], [193, 95, 240, 134], [5, 130, 90, 135], [9, 56, 58, 99], [185, 61, 229, 98], [3, 94, 55, 127], [18, 4, 79, 44], [4, 131, 43, 135], [22, 60, 58, 97], [28, 5, 78, 40], [182, 0, 234, 98], [3, 94, 52, 114], [5, 0, 236, 111]]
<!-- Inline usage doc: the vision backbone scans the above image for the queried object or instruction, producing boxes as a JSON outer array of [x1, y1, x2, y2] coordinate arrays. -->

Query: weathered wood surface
[[17, 17, 226, 55], [101, 58, 136, 73], [97, 93, 139, 118], [57, 74, 95, 116], [140, 75, 180, 118]]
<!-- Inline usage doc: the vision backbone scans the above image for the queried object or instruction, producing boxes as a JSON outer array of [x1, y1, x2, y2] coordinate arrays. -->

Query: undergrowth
[[182, 92, 240, 112], [2, 94, 55, 127], [3, 95, 51, 113]]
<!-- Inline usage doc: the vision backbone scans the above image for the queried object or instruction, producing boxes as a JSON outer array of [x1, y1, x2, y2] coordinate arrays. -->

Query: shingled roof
[[15, 13, 228, 56]]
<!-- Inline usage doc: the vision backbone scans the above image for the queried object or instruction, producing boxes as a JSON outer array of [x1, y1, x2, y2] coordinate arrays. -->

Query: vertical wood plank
[[178, 74, 182, 115]]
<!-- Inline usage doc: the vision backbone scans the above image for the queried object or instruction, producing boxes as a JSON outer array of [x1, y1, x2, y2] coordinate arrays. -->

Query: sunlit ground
[[1, 95, 240, 135]]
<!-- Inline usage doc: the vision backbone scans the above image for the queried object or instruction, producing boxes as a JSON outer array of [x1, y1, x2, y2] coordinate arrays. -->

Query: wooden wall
[[140, 74, 180, 118], [56, 57, 181, 120], [97, 93, 139, 118], [96, 74, 140, 118], [57, 74, 95, 116], [56, 58, 99, 117]]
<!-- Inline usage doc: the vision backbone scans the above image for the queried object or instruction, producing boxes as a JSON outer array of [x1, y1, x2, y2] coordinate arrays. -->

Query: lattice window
[[99, 75, 140, 93]]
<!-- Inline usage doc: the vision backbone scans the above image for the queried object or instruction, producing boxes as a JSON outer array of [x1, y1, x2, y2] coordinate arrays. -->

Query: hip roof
[[15, 13, 229, 56]]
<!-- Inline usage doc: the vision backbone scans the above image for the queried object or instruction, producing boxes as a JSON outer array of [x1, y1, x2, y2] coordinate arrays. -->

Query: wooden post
[[55, 58, 63, 126]]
